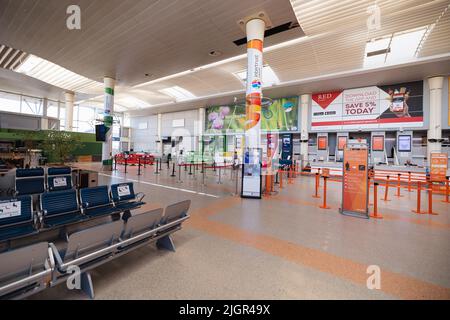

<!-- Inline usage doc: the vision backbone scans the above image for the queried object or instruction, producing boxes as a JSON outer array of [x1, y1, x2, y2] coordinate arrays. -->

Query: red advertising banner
[[372, 136, 385, 151], [317, 136, 327, 150], [342, 146, 369, 218], [430, 152, 448, 182], [337, 136, 347, 150]]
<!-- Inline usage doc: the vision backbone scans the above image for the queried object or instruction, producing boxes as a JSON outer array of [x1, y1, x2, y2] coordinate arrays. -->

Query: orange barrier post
[[395, 173, 403, 197], [382, 175, 391, 201], [319, 176, 330, 209], [427, 181, 438, 215], [279, 169, 283, 189], [312, 173, 320, 198], [370, 182, 383, 219], [412, 181, 425, 214], [288, 166, 293, 184], [442, 176, 450, 204], [407, 171, 412, 192]]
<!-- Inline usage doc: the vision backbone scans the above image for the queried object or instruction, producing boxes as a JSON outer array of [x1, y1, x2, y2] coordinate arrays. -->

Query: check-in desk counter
[[373, 165, 427, 183]]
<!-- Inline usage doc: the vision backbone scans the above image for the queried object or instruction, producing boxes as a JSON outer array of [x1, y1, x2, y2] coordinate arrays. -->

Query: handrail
[[0, 269, 52, 297]]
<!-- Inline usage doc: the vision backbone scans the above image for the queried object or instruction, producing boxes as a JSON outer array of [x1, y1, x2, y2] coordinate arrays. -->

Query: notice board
[[430, 152, 448, 182], [341, 146, 369, 218]]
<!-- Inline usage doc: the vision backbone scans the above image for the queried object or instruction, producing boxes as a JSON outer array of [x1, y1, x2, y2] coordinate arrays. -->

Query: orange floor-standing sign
[[430, 152, 448, 182], [341, 145, 369, 218]]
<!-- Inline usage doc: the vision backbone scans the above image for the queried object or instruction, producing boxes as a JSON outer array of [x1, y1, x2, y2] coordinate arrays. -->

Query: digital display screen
[[317, 136, 327, 150], [372, 136, 384, 151], [337, 136, 347, 150], [95, 124, 106, 142], [398, 135, 412, 152]]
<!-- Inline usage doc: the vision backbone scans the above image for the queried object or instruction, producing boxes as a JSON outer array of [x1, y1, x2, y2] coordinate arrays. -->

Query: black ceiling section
[[233, 21, 301, 46]]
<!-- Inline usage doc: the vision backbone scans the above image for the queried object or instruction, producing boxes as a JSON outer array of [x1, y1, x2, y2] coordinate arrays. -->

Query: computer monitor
[[398, 135, 412, 152]]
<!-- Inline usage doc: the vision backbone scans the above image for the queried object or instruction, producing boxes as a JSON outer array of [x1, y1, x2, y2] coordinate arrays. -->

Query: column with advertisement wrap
[[102, 77, 115, 170], [241, 18, 265, 199]]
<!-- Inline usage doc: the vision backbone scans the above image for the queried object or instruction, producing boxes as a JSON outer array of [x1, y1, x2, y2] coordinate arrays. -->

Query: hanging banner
[[430, 152, 448, 182], [311, 81, 423, 131], [341, 145, 369, 218], [205, 97, 299, 134]]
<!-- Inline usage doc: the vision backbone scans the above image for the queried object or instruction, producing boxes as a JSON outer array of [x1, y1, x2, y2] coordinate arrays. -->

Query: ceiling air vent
[[233, 21, 300, 46], [0, 44, 28, 70]]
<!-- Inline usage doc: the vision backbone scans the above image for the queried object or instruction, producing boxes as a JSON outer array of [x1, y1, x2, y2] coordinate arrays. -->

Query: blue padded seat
[[40, 189, 85, 228], [80, 186, 120, 218], [47, 167, 71, 176], [0, 195, 37, 242], [15, 168, 45, 196], [110, 182, 145, 211], [47, 167, 72, 192]]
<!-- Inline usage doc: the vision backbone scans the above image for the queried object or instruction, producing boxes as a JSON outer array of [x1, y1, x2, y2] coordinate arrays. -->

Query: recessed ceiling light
[[209, 50, 222, 57]]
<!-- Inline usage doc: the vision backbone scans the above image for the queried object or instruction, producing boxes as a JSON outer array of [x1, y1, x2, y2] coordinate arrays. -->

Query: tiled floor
[[30, 162, 450, 299]]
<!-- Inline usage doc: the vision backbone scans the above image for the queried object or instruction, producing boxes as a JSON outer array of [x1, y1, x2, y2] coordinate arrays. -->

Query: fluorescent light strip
[[134, 35, 310, 88]]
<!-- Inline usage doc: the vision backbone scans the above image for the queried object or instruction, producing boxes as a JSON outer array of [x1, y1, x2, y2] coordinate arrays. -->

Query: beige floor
[[30, 162, 450, 299]]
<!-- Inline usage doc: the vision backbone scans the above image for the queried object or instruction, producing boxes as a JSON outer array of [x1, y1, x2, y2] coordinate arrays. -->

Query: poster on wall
[[341, 145, 369, 218], [311, 81, 424, 131], [241, 148, 262, 199], [372, 136, 385, 151], [430, 152, 448, 182], [205, 97, 299, 134]]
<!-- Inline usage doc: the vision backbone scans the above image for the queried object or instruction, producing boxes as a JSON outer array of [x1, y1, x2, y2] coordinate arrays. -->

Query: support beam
[[102, 77, 115, 171], [64, 92, 74, 131], [427, 76, 444, 162], [300, 94, 310, 161]]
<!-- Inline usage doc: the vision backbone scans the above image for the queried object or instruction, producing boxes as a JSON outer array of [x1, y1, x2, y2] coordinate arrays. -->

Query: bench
[[110, 182, 145, 212], [47, 167, 73, 192], [79, 186, 122, 218], [40, 189, 85, 228], [0, 242, 53, 299], [49, 201, 190, 299], [15, 168, 45, 196], [0, 195, 38, 243]]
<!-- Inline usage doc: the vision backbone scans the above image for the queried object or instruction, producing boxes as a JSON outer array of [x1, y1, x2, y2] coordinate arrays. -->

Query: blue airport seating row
[[15, 167, 73, 196], [0, 182, 145, 242], [0, 200, 191, 299]]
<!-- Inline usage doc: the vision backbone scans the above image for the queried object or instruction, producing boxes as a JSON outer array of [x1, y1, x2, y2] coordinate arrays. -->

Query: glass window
[[21, 95, 43, 115], [0, 91, 21, 113], [47, 100, 59, 118], [77, 121, 94, 133]]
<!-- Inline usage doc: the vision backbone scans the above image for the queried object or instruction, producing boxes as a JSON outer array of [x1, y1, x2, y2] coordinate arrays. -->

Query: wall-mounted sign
[[372, 135, 385, 151], [317, 136, 328, 150], [311, 81, 423, 131], [341, 145, 369, 218], [206, 97, 299, 134], [430, 152, 448, 182], [397, 135, 412, 152], [337, 136, 347, 150], [172, 119, 185, 128]]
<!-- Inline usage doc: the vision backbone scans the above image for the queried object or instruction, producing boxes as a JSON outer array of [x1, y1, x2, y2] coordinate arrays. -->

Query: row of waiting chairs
[[15, 167, 73, 196], [0, 182, 145, 242], [0, 200, 191, 299]]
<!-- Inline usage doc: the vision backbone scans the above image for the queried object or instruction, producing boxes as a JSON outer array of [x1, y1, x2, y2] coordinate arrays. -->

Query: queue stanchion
[[124, 157, 128, 174], [218, 165, 222, 184], [213, 161, 216, 172], [370, 182, 383, 219], [171, 163, 176, 177], [201, 161, 205, 174], [442, 176, 450, 203], [319, 175, 330, 209], [427, 180, 438, 215], [396, 173, 403, 197], [275, 170, 279, 185], [138, 157, 141, 176], [159, 158, 162, 171], [279, 169, 283, 189], [312, 173, 320, 198], [114, 155, 117, 171], [189, 162, 193, 175], [177, 164, 182, 183], [202, 163, 206, 186], [382, 175, 390, 201], [143, 156, 146, 169], [407, 171, 412, 192], [412, 181, 425, 214], [235, 165, 240, 195]]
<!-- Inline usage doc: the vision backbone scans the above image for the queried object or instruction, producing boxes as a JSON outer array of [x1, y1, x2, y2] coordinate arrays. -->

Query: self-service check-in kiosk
[[370, 132, 387, 165], [335, 133, 349, 162], [396, 131, 413, 165], [316, 133, 329, 162]]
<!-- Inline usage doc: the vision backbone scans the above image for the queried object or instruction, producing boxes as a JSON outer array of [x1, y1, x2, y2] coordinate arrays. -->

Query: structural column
[[64, 91, 74, 131], [244, 18, 265, 150], [427, 76, 444, 162], [102, 77, 115, 171], [157, 113, 162, 155], [300, 94, 310, 161], [197, 107, 205, 153]]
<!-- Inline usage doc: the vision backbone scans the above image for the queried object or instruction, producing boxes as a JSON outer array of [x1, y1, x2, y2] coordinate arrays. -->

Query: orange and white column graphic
[[245, 19, 265, 150]]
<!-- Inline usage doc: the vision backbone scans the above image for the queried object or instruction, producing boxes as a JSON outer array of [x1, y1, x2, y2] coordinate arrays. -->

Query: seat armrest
[[136, 192, 145, 202], [49, 243, 64, 270]]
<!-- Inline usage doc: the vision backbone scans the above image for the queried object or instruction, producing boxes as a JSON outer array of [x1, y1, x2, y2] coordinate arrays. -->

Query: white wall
[[130, 115, 158, 152]]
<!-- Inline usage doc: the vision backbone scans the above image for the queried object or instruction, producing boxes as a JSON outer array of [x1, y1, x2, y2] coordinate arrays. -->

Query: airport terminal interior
[[0, 0, 449, 301]]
